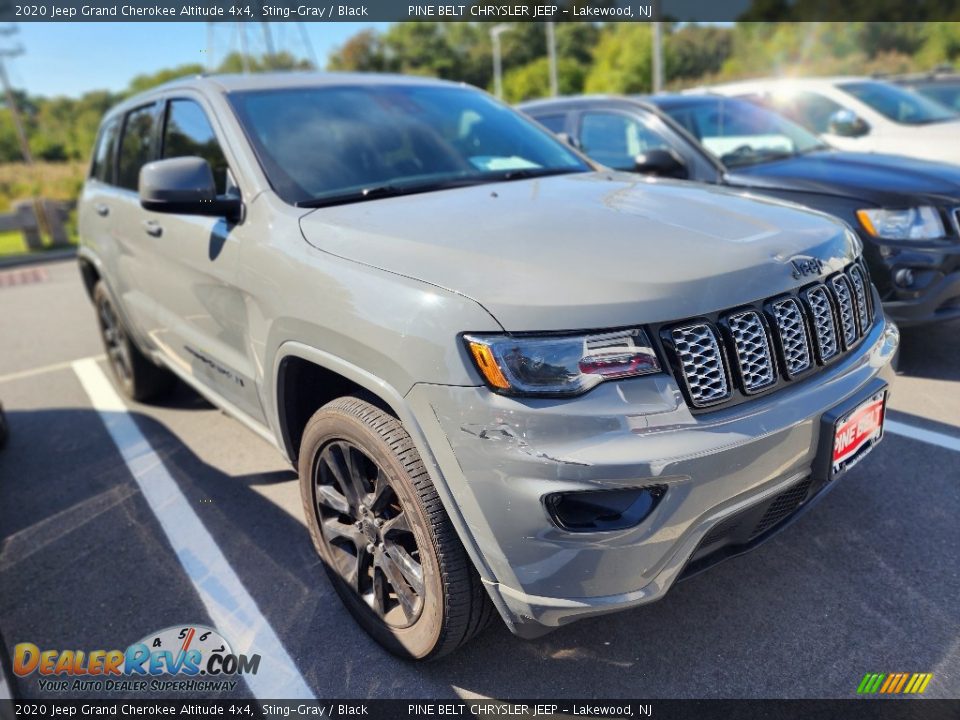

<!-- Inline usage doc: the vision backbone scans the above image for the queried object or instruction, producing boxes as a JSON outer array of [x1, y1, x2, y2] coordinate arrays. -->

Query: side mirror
[[827, 109, 870, 138], [634, 148, 688, 179], [556, 132, 580, 149], [139, 157, 241, 221]]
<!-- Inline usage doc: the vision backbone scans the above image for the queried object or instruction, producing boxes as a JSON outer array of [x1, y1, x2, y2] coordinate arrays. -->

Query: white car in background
[[700, 77, 960, 164]]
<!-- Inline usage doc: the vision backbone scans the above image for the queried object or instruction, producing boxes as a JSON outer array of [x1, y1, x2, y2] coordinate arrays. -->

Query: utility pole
[[545, 22, 558, 97], [0, 49, 32, 164], [490, 23, 512, 100], [237, 23, 250, 73], [652, 21, 663, 94]]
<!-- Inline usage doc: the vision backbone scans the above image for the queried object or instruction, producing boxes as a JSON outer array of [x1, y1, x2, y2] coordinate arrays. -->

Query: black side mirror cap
[[634, 148, 688, 179], [139, 157, 242, 221]]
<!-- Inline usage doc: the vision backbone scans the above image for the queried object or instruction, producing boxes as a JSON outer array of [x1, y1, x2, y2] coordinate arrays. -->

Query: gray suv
[[78, 73, 899, 659]]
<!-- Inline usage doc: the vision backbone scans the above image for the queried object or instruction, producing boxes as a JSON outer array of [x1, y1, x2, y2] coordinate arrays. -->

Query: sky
[[3, 22, 390, 97]]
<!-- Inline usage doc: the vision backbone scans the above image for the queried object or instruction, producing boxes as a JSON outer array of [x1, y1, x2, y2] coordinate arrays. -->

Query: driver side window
[[578, 112, 669, 171]]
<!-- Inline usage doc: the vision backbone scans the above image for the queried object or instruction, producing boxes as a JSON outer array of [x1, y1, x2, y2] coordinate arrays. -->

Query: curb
[[0, 247, 77, 270]]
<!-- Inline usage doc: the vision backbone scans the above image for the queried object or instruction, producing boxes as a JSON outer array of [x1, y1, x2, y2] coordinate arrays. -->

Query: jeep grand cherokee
[[78, 73, 899, 659]]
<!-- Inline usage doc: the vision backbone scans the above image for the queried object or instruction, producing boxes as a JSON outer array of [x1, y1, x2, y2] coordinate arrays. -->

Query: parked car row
[[78, 72, 904, 660], [521, 77, 960, 328]]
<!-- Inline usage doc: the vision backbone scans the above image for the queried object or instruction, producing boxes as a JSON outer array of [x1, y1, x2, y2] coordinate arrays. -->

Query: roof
[[104, 71, 464, 120]]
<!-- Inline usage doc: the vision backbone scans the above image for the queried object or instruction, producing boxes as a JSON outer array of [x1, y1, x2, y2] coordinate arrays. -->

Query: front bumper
[[405, 318, 899, 638], [865, 237, 960, 326]]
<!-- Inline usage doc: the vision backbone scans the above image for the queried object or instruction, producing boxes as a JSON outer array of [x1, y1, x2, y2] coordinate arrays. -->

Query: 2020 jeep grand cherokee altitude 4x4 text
[[78, 73, 899, 659]]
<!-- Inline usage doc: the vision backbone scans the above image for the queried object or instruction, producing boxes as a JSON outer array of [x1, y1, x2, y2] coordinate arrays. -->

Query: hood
[[298, 172, 858, 332], [727, 149, 960, 205]]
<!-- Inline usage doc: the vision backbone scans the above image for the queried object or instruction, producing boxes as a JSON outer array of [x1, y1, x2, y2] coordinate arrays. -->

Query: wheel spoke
[[315, 483, 350, 515], [341, 443, 371, 509], [322, 516, 364, 547], [367, 467, 392, 513], [383, 541, 424, 595], [371, 570, 387, 617], [382, 511, 411, 536], [322, 444, 358, 509], [342, 545, 372, 592], [378, 550, 419, 621]]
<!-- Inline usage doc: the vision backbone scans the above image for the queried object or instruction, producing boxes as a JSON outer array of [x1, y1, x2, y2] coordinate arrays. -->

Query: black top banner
[[0, 0, 959, 22], [1, 699, 958, 720]]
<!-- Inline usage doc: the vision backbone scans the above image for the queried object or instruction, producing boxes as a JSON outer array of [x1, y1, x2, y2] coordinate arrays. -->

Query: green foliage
[[585, 24, 653, 94], [502, 57, 587, 102]]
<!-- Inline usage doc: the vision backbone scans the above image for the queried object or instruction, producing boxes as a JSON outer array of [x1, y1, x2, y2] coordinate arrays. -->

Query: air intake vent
[[804, 285, 839, 362], [726, 311, 776, 393], [830, 275, 858, 348], [670, 323, 730, 407]]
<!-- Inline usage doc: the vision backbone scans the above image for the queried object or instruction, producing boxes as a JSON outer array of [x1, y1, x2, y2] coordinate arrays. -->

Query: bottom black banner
[[1, 699, 957, 720]]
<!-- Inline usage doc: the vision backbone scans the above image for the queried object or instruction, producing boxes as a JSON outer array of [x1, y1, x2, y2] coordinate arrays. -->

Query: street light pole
[[546, 21, 558, 97], [490, 23, 511, 99], [652, 21, 663, 94]]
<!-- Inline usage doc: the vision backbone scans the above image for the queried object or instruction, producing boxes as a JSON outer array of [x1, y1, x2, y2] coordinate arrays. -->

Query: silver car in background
[[77, 73, 898, 659]]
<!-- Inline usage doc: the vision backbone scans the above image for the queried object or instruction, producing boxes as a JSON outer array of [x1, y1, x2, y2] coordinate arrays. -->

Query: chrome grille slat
[[830, 275, 858, 347], [727, 311, 775, 392], [805, 285, 839, 361], [670, 324, 730, 407], [848, 265, 870, 332], [771, 298, 811, 377]]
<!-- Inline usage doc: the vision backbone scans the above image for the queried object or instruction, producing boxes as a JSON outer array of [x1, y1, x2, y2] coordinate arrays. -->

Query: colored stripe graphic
[[858, 673, 933, 694]]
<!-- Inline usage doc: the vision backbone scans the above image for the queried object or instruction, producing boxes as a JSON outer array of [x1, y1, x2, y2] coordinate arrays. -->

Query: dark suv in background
[[521, 94, 960, 326]]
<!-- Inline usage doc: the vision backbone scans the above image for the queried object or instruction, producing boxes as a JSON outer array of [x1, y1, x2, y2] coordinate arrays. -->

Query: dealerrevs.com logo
[[13, 625, 261, 693]]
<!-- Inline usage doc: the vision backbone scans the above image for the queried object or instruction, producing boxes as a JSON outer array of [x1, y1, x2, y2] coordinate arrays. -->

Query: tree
[[502, 57, 587, 102], [585, 24, 654, 94]]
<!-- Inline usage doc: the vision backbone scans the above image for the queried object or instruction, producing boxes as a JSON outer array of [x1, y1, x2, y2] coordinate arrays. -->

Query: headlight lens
[[464, 329, 661, 396], [856, 207, 944, 240]]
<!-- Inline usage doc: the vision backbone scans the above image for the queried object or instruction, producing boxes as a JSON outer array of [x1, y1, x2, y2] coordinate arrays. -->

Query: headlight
[[464, 328, 661, 396], [856, 207, 944, 240]]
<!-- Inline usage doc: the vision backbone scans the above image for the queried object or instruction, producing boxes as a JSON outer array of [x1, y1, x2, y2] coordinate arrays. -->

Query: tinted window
[[663, 98, 825, 168], [909, 81, 960, 111], [578, 112, 669, 170], [838, 80, 958, 125], [535, 114, 567, 134], [229, 85, 589, 206], [163, 100, 230, 195], [90, 117, 120, 184], [749, 91, 845, 134], [118, 105, 157, 191]]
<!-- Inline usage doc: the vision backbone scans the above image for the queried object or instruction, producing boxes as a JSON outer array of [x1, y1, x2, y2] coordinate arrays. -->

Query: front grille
[[662, 260, 873, 411], [848, 266, 870, 333], [771, 298, 812, 377], [831, 275, 857, 348], [670, 324, 730, 407], [727, 311, 776, 393], [804, 285, 839, 362]]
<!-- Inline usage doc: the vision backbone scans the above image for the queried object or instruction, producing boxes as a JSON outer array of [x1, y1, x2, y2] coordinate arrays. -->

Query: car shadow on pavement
[[3, 404, 958, 700], [895, 321, 960, 382]]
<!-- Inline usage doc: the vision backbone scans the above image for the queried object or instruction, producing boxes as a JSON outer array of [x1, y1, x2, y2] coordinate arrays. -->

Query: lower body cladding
[[405, 320, 899, 639]]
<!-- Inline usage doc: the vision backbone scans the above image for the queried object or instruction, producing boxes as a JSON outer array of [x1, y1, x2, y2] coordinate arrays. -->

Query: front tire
[[93, 281, 175, 402], [298, 396, 493, 660]]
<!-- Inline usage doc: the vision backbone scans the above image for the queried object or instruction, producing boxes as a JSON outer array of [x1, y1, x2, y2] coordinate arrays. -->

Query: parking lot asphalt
[[0, 258, 958, 700]]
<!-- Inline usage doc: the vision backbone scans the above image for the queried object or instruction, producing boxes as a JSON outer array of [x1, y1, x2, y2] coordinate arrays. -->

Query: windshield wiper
[[495, 167, 581, 181]]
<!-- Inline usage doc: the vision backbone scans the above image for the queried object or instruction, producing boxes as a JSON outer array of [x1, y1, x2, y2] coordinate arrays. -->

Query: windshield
[[838, 80, 959, 125], [228, 84, 590, 206], [659, 97, 827, 168]]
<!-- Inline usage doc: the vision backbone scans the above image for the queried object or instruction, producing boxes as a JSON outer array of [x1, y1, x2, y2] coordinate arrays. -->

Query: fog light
[[545, 486, 666, 532], [894, 268, 915, 288]]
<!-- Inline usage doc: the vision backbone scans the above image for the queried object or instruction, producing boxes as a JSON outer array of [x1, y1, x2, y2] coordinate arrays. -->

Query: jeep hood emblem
[[791, 258, 824, 280]]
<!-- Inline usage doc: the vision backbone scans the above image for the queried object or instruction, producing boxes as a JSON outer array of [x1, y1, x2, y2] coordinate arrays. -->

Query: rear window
[[117, 104, 158, 191], [90, 117, 120, 184], [838, 81, 958, 125]]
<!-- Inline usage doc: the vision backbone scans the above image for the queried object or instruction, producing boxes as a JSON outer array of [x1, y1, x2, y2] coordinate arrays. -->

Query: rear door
[[141, 94, 263, 422]]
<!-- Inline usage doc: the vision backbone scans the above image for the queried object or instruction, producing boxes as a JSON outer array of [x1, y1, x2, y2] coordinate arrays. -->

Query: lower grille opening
[[682, 477, 814, 577]]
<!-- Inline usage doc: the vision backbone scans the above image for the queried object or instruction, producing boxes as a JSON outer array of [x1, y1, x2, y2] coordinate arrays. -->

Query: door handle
[[143, 220, 163, 237], [95, 203, 109, 217]]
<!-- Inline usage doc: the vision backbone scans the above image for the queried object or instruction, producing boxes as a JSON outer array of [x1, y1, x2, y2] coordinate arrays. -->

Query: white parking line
[[0, 355, 104, 385], [886, 419, 960, 454], [72, 358, 314, 700]]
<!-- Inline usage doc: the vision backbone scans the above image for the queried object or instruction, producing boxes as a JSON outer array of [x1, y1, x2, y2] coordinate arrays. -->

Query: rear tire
[[298, 396, 493, 660], [93, 281, 175, 402]]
